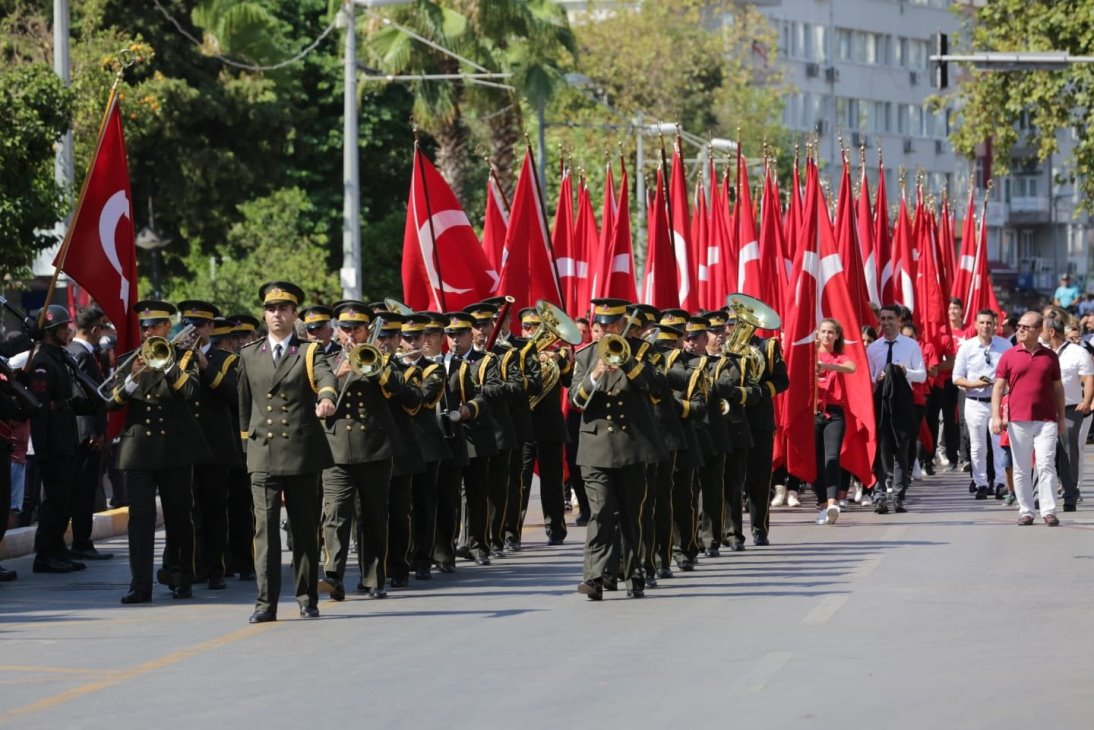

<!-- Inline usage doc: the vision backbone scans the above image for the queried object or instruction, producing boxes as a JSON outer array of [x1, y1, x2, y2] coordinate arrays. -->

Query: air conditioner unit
[[824, 66, 839, 82], [805, 62, 820, 78], [935, 139, 945, 154], [903, 138, 914, 154], [909, 71, 919, 86]]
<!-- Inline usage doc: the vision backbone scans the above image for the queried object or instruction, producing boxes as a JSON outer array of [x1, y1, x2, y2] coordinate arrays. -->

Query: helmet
[[39, 305, 72, 330]]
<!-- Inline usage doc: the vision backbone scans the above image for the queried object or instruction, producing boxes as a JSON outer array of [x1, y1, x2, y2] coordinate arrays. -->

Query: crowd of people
[[0, 277, 1091, 617]]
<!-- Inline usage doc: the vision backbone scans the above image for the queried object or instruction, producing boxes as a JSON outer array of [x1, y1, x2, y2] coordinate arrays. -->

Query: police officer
[[108, 301, 209, 602], [238, 282, 337, 623], [571, 299, 659, 600]]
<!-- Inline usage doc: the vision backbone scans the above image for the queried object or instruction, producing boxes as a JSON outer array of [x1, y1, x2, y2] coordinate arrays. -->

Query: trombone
[[572, 308, 637, 411], [95, 324, 195, 400]]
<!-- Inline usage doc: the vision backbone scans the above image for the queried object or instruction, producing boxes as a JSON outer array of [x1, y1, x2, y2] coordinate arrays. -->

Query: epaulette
[[241, 339, 262, 350]]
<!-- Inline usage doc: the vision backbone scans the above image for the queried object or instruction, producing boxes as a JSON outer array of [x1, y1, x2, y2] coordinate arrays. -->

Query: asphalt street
[[2, 457, 1093, 729]]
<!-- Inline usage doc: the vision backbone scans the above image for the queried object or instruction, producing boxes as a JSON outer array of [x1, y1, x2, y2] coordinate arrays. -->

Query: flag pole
[[413, 126, 447, 312], [38, 51, 134, 331], [523, 136, 565, 309]]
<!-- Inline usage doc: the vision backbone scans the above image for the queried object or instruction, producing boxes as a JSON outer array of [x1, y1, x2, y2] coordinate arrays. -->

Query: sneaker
[[912, 461, 923, 480], [787, 491, 801, 508], [852, 482, 864, 503], [825, 505, 840, 525], [771, 484, 787, 507], [874, 498, 889, 515], [816, 509, 828, 525], [838, 499, 850, 510], [1016, 514, 1034, 526], [1004, 493, 1017, 506], [974, 486, 990, 500], [860, 494, 873, 507]]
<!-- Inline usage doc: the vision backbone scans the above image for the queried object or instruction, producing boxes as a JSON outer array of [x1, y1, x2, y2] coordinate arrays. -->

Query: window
[[1018, 230, 1035, 260], [873, 101, 891, 133], [896, 104, 909, 134], [837, 29, 852, 61], [1000, 229, 1017, 265], [908, 39, 929, 71], [812, 24, 828, 62], [895, 37, 908, 67]]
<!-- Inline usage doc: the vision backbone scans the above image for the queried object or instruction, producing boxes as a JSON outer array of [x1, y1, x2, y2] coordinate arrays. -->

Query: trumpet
[[96, 324, 195, 400], [345, 342, 383, 379], [572, 333, 632, 411]]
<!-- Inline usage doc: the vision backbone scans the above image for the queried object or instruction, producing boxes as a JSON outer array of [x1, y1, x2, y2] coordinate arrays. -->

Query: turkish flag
[[937, 196, 956, 301], [736, 149, 762, 300], [758, 166, 784, 320], [965, 203, 1002, 323], [643, 167, 678, 308], [952, 187, 977, 312], [834, 162, 877, 330], [875, 163, 894, 305], [402, 146, 498, 311], [481, 172, 510, 273], [669, 140, 699, 310], [707, 167, 735, 306], [856, 166, 881, 308], [889, 196, 916, 310], [592, 159, 637, 303], [550, 167, 578, 314], [54, 91, 139, 355], [498, 150, 564, 313], [691, 180, 709, 308], [913, 203, 946, 354], [572, 178, 599, 317]]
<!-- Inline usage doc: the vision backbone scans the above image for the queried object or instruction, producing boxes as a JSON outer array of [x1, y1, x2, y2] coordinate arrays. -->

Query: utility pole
[[341, 0, 362, 300]]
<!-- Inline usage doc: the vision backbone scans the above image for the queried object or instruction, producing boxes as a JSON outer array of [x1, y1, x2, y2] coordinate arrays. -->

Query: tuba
[[724, 293, 781, 384], [526, 301, 582, 409]]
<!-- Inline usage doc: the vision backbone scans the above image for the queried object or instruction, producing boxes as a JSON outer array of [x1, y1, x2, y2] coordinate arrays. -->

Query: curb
[[0, 503, 163, 561]]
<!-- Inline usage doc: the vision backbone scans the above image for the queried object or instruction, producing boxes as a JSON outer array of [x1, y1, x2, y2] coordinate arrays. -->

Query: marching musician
[[108, 300, 209, 603], [743, 307, 789, 545], [238, 282, 337, 623], [300, 305, 338, 357], [211, 317, 252, 580]]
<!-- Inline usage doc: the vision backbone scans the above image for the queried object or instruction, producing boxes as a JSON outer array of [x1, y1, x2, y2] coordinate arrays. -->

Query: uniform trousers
[[322, 460, 392, 589], [193, 463, 229, 579], [127, 467, 195, 592], [251, 471, 320, 614], [1008, 421, 1059, 518], [461, 456, 492, 558], [33, 456, 74, 560], [671, 463, 698, 562], [745, 433, 775, 539], [565, 411, 590, 517], [520, 441, 567, 542], [641, 459, 664, 576], [69, 442, 103, 551], [226, 466, 254, 576], [410, 461, 440, 572], [434, 457, 461, 566], [386, 473, 413, 583], [723, 450, 749, 545], [965, 399, 1007, 490], [697, 453, 726, 552], [487, 448, 516, 549], [581, 463, 646, 587]]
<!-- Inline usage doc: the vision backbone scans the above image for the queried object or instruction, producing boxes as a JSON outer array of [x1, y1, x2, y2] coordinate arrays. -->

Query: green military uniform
[[238, 282, 337, 621], [743, 335, 789, 544]]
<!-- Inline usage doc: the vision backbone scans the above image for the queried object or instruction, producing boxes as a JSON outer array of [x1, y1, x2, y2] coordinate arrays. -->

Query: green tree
[[946, 0, 1094, 201], [0, 62, 74, 278]]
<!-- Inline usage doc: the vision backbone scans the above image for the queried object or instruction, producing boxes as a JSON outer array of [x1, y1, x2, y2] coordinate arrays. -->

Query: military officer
[[571, 298, 659, 600], [398, 314, 451, 581], [229, 314, 261, 347], [301, 305, 338, 357], [108, 301, 209, 603], [434, 313, 492, 570], [518, 307, 571, 545], [211, 317, 252, 579], [743, 316, 789, 545], [238, 282, 337, 623]]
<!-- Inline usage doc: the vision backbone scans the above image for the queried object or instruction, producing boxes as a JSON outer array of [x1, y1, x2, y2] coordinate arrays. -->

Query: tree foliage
[[947, 0, 1094, 200]]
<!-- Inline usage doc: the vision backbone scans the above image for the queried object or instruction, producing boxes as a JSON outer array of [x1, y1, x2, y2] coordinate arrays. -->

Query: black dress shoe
[[1063, 503, 1077, 512], [657, 567, 673, 579], [626, 586, 645, 598], [547, 535, 565, 546], [0, 565, 16, 582], [574, 513, 590, 527], [995, 485, 1007, 500], [704, 547, 720, 558], [577, 580, 603, 601], [389, 576, 409, 588], [70, 546, 113, 561], [368, 588, 388, 599], [319, 576, 346, 601], [503, 537, 520, 552], [968, 481, 978, 494], [894, 499, 907, 514], [474, 555, 492, 566], [33, 557, 74, 574], [455, 546, 473, 560], [120, 590, 152, 605], [603, 577, 619, 591], [156, 568, 173, 586], [645, 575, 657, 588], [727, 541, 745, 552], [237, 570, 256, 581], [249, 610, 277, 624], [975, 486, 990, 500], [207, 575, 227, 590], [923, 462, 935, 476], [675, 557, 695, 572], [63, 559, 87, 572], [172, 585, 193, 599], [414, 567, 432, 580], [753, 535, 770, 546], [299, 605, 320, 618], [437, 562, 456, 574]]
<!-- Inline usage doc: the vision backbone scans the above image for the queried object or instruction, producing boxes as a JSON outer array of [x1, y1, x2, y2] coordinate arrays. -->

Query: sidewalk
[[0, 503, 161, 561]]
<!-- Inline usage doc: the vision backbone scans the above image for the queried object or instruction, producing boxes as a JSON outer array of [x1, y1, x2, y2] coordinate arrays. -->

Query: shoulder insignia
[[305, 342, 319, 394]]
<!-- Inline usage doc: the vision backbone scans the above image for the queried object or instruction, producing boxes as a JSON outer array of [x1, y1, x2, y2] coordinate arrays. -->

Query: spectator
[[1042, 314, 1094, 511], [1053, 274, 1081, 312], [1077, 292, 1094, 318], [813, 318, 856, 525], [991, 311, 1066, 526]]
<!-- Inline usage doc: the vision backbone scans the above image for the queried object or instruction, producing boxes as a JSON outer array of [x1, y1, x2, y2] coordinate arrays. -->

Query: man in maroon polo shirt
[[990, 311, 1067, 526]]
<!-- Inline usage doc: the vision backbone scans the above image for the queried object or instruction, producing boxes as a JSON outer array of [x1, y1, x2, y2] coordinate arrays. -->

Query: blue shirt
[[1054, 284, 1080, 308]]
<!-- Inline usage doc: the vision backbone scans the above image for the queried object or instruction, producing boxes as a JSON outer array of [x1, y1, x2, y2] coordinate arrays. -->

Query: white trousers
[[1007, 420, 1059, 517], [964, 399, 1007, 488]]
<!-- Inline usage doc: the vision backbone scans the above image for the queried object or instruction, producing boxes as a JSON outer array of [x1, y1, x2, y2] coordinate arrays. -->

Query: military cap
[[590, 298, 630, 324], [632, 304, 661, 328], [684, 316, 711, 338], [464, 301, 498, 325], [211, 317, 235, 338], [419, 311, 446, 333], [135, 300, 176, 327], [659, 308, 689, 328], [300, 305, 334, 331], [443, 312, 475, 333], [402, 313, 430, 335], [375, 312, 406, 336], [518, 307, 541, 327], [259, 281, 304, 308], [229, 314, 259, 334], [177, 300, 221, 326], [656, 323, 683, 341], [332, 300, 371, 328]]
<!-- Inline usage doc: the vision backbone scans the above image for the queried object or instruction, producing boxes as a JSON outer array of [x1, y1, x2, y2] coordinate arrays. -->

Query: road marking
[[735, 651, 793, 695], [0, 623, 268, 723], [854, 556, 882, 578], [0, 665, 118, 676], [883, 525, 907, 541], [801, 594, 849, 625]]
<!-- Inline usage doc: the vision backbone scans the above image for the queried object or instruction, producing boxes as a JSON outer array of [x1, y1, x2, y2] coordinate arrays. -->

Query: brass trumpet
[[572, 333, 631, 411], [96, 324, 195, 400]]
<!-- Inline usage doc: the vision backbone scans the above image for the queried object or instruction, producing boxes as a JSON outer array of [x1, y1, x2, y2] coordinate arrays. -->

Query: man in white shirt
[[1042, 314, 1094, 510], [952, 309, 1012, 501], [867, 305, 926, 514]]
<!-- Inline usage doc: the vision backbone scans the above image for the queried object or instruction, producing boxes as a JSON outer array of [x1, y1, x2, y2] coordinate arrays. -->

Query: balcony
[[1007, 196, 1050, 225]]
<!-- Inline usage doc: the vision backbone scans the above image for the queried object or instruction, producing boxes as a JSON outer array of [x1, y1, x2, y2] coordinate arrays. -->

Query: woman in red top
[[814, 318, 856, 525]]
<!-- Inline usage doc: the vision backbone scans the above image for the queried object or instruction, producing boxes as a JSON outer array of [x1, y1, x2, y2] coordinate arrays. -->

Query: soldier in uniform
[[397, 314, 450, 581], [28, 305, 89, 573], [238, 282, 337, 623], [230, 314, 261, 347], [721, 308, 759, 551], [108, 301, 208, 602], [518, 307, 571, 546], [743, 321, 789, 545], [66, 304, 112, 562], [300, 305, 338, 357], [177, 301, 238, 590], [433, 313, 492, 570], [571, 299, 659, 600]]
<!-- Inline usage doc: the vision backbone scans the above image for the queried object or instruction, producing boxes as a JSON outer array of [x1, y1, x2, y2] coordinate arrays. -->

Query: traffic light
[[933, 32, 949, 89]]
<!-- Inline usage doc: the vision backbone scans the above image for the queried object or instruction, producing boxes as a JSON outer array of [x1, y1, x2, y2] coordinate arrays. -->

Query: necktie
[[885, 340, 895, 366], [273, 343, 283, 367]]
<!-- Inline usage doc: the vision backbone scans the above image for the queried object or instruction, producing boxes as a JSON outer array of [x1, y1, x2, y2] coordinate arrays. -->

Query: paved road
[[2, 459, 1094, 729]]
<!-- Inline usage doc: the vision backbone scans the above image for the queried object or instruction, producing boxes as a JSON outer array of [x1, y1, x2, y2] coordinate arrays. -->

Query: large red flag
[[482, 171, 510, 273], [587, 161, 617, 307], [952, 187, 977, 309], [497, 150, 564, 312], [402, 146, 498, 311], [835, 160, 877, 329], [875, 162, 894, 304], [551, 167, 578, 313], [758, 166, 784, 316], [709, 167, 735, 302], [692, 181, 710, 308], [856, 165, 881, 307], [736, 149, 762, 300], [593, 159, 637, 302], [965, 197, 1002, 322], [889, 196, 916, 310], [572, 178, 599, 317], [669, 139, 698, 310], [914, 202, 946, 356], [643, 167, 677, 308], [54, 90, 139, 354], [937, 196, 956, 300]]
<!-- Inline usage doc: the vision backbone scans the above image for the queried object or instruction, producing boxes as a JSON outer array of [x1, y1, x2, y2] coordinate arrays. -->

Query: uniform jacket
[[66, 340, 106, 443], [746, 336, 789, 435], [441, 353, 492, 465], [402, 355, 452, 464], [468, 347, 519, 451], [107, 345, 211, 470], [379, 358, 425, 477], [649, 346, 691, 456], [529, 348, 572, 444], [719, 352, 761, 452], [238, 334, 337, 476], [191, 346, 243, 468], [498, 336, 541, 443], [29, 343, 94, 459]]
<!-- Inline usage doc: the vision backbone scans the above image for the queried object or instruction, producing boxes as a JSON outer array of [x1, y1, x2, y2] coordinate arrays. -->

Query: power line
[[151, 0, 338, 73]]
